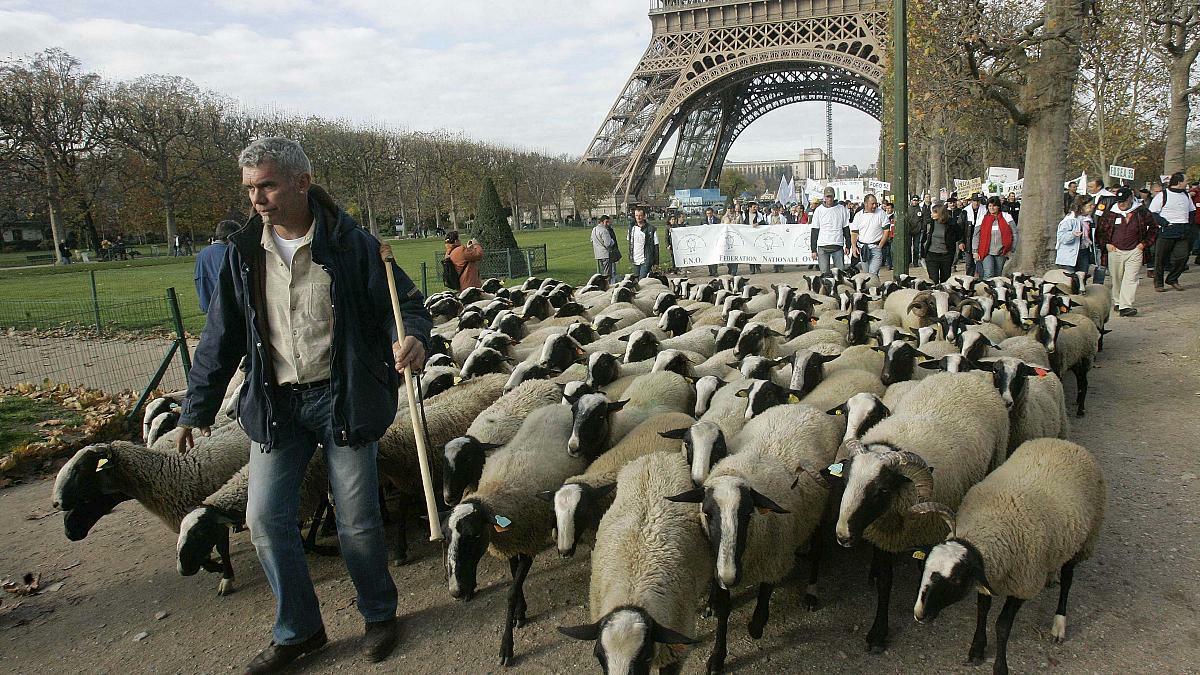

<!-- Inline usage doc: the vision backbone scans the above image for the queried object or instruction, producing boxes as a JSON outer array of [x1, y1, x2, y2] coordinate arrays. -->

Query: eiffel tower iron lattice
[[584, 0, 889, 205]]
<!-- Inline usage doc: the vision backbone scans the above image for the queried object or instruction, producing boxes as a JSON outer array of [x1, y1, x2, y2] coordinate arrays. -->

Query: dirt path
[[1, 272, 1198, 674]]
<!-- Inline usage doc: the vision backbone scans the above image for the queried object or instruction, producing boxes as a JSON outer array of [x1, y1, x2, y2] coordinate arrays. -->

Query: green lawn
[[0, 395, 83, 457], [0, 226, 659, 335]]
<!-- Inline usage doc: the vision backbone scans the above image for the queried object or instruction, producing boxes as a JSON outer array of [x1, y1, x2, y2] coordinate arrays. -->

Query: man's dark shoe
[[1171, 282, 1184, 291], [1154, 285, 1166, 292], [244, 629, 327, 674], [363, 617, 400, 663], [1119, 308, 1137, 317]]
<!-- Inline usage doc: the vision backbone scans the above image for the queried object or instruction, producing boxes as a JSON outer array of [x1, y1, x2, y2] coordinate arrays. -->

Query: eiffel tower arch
[[584, 0, 888, 204]]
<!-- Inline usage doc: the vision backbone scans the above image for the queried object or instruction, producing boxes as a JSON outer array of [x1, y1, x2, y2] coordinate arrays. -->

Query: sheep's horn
[[911, 501, 956, 537], [843, 439, 868, 457], [891, 451, 934, 502]]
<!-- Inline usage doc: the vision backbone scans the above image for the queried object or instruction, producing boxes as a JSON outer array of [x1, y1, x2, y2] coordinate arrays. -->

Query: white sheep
[[833, 371, 1009, 652], [444, 403, 590, 666], [911, 438, 1105, 674], [1031, 313, 1099, 416], [558, 451, 711, 675], [976, 357, 1069, 453], [548, 412, 694, 557], [668, 404, 841, 672]]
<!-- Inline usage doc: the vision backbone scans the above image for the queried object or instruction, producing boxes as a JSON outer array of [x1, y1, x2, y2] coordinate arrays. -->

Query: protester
[[697, 207, 725, 277], [1055, 196, 1094, 275], [1097, 187, 1156, 316], [741, 202, 767, 273], [628, 207, 659, 279], [960, 194, 984, 276], [445, 230, 484, 289], [810, 187, 851, 273], [850, 193, 888, 275], [57, 238, 71, 264], [1064, 181, 1079, 214], [592, 215, 620, 284], [1087, 178, 1118, 211], [906, 194, 925, 267], [718, 204, 741, 276], [972, 196, 1017, 278], [1003, 191, 1021, 224], [922, 202, 964, 284], [1149, 171, 1197, 291], [176, 138, 430, 673], [194, 220, 239, 313], [881, 200, 895, 269]]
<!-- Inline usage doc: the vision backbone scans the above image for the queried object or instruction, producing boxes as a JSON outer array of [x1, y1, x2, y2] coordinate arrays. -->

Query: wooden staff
[[381, 249, 442, 542]]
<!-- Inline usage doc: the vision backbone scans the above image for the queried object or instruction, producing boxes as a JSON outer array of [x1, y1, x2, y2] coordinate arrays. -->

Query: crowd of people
[[581, 174, 1200, 308]]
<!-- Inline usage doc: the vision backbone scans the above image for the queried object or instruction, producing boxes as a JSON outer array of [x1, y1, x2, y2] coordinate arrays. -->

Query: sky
[[0, 0, 881, 169]]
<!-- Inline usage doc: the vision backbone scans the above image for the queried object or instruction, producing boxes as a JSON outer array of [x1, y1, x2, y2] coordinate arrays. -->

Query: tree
[[474, 175, 517, 251], [959, 0, 1093, 271], [567, 165, 615, 216], [0, 49, 105, 264], [719, 169, 752, 202], [1147, 1, 1200, 173], [105, 75, 226, 246]]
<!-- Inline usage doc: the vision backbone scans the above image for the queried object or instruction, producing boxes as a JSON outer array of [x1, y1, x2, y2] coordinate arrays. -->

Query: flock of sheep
[[50, 265, 1110, 674]]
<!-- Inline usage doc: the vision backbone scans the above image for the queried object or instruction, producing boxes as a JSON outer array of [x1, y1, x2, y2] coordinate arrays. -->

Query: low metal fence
[[0, 277, 192, 417], [431, 245, 548, 285]]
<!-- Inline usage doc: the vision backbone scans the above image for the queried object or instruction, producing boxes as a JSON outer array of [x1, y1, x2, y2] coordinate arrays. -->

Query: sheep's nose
[[836, 534, 855, 548]]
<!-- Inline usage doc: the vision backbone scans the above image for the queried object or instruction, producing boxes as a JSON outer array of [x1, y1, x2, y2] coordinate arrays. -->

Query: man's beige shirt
[[261, 223, 333, 385]]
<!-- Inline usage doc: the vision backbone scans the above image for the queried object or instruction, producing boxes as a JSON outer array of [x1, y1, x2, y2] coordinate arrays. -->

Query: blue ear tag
[[827, 462, 844, 478], [494, 515, 512, 529]]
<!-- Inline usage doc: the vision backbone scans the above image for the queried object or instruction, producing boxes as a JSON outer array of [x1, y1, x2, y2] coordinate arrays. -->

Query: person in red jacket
[[444, 231, 484, 288], [1097, 187, 1157, 316]]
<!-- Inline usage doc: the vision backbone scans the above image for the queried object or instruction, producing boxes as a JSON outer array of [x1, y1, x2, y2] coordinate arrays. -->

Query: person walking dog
[[175, 137, 431, 674]]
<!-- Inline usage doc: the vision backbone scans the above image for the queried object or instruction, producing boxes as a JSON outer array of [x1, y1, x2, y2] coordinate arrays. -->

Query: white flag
[[776, 175, 789, 204]]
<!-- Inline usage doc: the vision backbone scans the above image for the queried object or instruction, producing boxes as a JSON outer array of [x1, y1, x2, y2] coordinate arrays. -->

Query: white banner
[[954, 177, 983, 195], [1003, 178, 1024, 198], [669, 224, 818, 267], [829, 179, 866, 202], [986, 167, 1020, 185], [1108, 165, 1134, 181], [867, 180, 891, 193]]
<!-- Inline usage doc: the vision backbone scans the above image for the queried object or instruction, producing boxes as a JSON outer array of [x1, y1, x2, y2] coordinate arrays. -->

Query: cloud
[[0, 1, 879, 167]]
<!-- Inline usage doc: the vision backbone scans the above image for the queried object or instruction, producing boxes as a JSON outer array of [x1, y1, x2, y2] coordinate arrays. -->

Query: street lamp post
[[892, 0, 910, 277]]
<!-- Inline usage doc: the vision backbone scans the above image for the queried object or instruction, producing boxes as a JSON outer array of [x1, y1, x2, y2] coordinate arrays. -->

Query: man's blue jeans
[[817, 246, 845, 274], [634, 261, 652, 279], [858, 243, 884, 275], [247, 386, 396, 645]]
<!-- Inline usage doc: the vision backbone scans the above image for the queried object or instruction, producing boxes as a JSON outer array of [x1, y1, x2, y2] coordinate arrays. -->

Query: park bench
[[25, 254, 55, 264]]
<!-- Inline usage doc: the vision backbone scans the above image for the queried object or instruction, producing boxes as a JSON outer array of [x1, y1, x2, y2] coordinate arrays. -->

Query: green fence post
[[90, 270, 102, 335], [166, 287, 191, 378], [526, 250, 534, 277], [506, 249, 513, 278], [420, 261, 428, 296]]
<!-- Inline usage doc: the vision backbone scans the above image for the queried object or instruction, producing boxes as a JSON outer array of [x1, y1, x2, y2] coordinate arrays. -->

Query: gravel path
[[1, 270, 1197, 674]]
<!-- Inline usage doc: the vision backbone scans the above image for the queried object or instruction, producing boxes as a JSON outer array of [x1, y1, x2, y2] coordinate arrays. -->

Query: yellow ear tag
[[827, 462, 844, 478], [96, 458, 109, 470], [912, 550, 927, 561], [977, 585, 992, 597], [834, 409, 844, 415], [453, 376, 463, 384], [788, 394, 800, 403]]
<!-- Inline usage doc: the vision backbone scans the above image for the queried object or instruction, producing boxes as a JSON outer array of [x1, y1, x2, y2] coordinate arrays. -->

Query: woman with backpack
[[444, 231, 484, 289]]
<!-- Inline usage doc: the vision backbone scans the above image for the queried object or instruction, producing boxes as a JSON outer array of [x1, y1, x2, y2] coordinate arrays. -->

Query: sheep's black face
[[658, 306, 690, 337], [785, 310, 814, 339], [711, 326, 737, 352], [555, 301, 586, 319], [566, 322, 598, 346], [482, 278, 503, 293], [593, 316, 620, 335], [788, 350, 831, 398], [733, 324, 766, 358], [612, 287, 635, 304], [560, 606, 695, 675], [623, 331, 659, 364], [458, 311, 484, 331], [427, 335, 451, 358], [586, 352, 620, 388], [63, 492, 127, 541], [846, 311, 873, 346], [833, 393, 891, 442], [679, 422, 725, 485], [669, 478, 787, 589], [652, 292, 676, 316], [54, 444, 126, 540], [549, 482, 614, 558], [835, 454, 910, 547], [422, 372, 456, 399], [484, 300, 511, 324], [461, 348, 510, 379], [445, 501, 490, 601], [914, 540, 986, 622], [881, 341, 922, 386], [494, 315, 524, 341], [442, 437, 495, 506], [743, 380, 789, 419], [568, 394, 623, 459], [429, 297, 463, 318], [177, 507, 229, 577], [542, 335, 586, 372]]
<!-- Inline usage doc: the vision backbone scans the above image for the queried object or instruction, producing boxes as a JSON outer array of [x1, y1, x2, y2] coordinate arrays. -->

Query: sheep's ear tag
[[453, 376, 463, 384], [1034, 367, 1048, 378], [912, 550, 927, 561], [826, 462, 844, 478], [96, 458, 109, 470], [492, 515, 512, 532], [977, 585, 992, 597], [735, 389, 749, 398], [787, 393, 800, 403], [833, 408, 844, 415]]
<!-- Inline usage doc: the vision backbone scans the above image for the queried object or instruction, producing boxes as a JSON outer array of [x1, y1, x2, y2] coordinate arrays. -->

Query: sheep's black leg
[[866, 546, 895, 654], [966, 592, 992, 664], [747, 582, 774, 639], [509, 554, 531, 626], [319, 492, 337, 536], [303, 496, 328, 550], [706, 581, 731, 674], [1052, 561, 1076, 644], [499, 553, 533, 666], [392, 500, 409, 566], [993, 596, 1024, 675], [802, 531, 824, 611], [216, 526, 235, 596], [1073, 359, 1090, 417]]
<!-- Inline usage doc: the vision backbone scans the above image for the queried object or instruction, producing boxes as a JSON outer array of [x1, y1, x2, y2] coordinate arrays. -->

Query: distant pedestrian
[[1055, 196, 1094, 275], [628, 207, 658, 279], [194, 220, 240, 313], [922, 203, 964, 284], [1097, 187, 1155, 316], [1149, 172, 1196, 291], [58, 239, 72, 265], [592, 215, 619, 284], [444, 231, 484, 289], [810, 187, 851, 273], [850, 194, 888, 275], [719, 205, 740, 276], [972, 196, 1017, 278]]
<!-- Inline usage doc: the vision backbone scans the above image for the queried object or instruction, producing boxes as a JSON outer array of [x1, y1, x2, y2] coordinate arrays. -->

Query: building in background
[[654, 147, 834, 189]]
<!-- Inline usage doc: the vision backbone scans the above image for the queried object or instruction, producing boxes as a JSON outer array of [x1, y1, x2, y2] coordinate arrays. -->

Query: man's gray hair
[[238, 137, 312, 177]]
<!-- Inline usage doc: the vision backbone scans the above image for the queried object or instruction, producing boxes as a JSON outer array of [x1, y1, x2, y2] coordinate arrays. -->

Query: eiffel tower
[[584, 0, 888, 205]]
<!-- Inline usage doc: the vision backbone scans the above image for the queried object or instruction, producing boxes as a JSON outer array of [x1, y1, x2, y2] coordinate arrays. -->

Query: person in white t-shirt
[[810, 187, 850, 273], [850, 194, 889, 275]]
